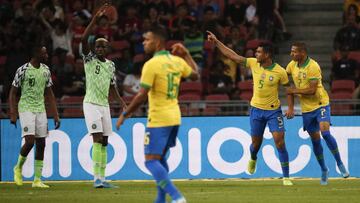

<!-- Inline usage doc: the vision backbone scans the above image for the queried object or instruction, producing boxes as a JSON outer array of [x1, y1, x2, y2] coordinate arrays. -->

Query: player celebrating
[[285, 42, 350, 185], [10, 45, 60, 188], [207, 31, 293, 186], [81, 4, 126, 188], [116, 26, 199, 203]]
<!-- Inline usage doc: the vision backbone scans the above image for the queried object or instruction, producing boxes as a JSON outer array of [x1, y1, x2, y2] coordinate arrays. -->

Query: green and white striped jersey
[[82, 52, 116, 106], [12, 63, 53, 113]]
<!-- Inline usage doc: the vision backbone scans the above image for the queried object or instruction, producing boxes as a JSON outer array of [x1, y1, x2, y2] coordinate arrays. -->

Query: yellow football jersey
[[140, 50, 193, 127], [286, 57, 329, 113], [245, 58, 289, 110]]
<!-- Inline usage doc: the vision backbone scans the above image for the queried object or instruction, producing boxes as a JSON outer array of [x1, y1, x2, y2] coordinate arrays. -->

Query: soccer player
[[9, 45, 60, 188], [285, 42, 350, 185], [116, 26, 199, 203], [207, 31, 293, 186], [81, 4, 126, 188]]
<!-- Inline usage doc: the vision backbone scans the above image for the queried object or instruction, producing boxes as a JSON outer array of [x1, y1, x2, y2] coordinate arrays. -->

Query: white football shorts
[[83, 102, 113, 136], [19, 112, 48, 138]]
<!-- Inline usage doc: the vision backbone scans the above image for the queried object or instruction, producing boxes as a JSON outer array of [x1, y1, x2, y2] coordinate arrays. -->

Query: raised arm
[[81, 4, 108, 55], [207, 31, 246, 64], [171, 43, 200, 81]]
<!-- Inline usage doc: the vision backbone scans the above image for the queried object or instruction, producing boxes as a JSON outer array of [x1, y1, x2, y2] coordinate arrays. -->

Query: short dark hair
[[292, 42, 307, 52], [30, 44, 44, 58], [148, 26, 168, 41], [258, 42, 274, 58]]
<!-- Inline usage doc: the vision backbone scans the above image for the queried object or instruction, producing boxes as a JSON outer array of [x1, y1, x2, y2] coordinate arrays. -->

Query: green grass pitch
[[1, 178, 359, 203]]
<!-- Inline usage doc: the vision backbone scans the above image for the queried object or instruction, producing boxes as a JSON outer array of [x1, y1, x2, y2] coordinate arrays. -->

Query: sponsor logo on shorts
[[24, 127, 28, 132], [92, 124, 97, 129]]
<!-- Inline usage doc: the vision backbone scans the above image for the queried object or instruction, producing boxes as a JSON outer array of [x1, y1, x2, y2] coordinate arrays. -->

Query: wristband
[[122, 111, 127, 117]]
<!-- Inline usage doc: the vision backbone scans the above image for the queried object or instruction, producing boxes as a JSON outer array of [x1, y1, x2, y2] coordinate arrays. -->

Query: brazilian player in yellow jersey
[[207, 31, 293, 186], [116, 26, 199, 203], [285, 42, 349, 185]]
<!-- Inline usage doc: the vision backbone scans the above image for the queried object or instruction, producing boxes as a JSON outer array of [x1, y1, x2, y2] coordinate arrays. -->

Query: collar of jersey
[[154, 50, 170, 57], [27, 63, 41, 69], [263, 63, 276, 70], [297, 56, 310, 68]]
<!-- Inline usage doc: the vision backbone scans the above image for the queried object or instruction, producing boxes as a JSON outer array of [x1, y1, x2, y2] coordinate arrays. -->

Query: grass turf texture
[[0, 178, 359, 203]]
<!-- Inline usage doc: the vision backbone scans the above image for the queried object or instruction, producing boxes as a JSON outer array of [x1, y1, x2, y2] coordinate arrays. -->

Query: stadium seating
[[238, 80, 253, 101], [179, 94, 201, 101], [348, 51, 360, 64], [330, 92, 353, 115], [205, 94, 229, 101], [110, 40, 130, 51], [331, 80, 356, 94], [180, 82, 202, 96]]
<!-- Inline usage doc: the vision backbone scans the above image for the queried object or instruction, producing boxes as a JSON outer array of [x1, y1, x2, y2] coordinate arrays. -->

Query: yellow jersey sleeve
[[307, 62, 321, 81], [280, 68, 289, 85], [140, 61, 156, 89], [285, 61, 294, 75], [245, 58, 258, 69]]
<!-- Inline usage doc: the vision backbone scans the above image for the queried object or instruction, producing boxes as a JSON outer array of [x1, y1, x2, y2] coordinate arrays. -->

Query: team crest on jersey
[[302, 73, 306, 78], [269, 76, 274, 81], [92, 124, 97, 129], [261, 73, 266, 80], [24, 127, 28, 132]]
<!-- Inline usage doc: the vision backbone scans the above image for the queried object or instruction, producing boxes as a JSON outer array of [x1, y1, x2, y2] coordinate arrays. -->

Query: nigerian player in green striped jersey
[[9, 45, 60, 188], [81, 3, 126, 188]]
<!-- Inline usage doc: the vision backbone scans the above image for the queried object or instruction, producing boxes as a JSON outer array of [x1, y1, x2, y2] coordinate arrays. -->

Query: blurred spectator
[[146, 0, 173, 24], [225, 0, 248, 26], [334, 14, 360, 51], [204, 0, 221, 16], [184, 19, 204, 69], [40, 14, 74, 57], [52, 0, 65, 21], [69, 14, 86, 58], [71, 0, 92, 23], [62, 58, 85, 96], [169, 3, 193, 40], [344, 4, 360, 24], [225, 26, 246, 55], [331, 46, 359, 83], [202, 6, 224, 40], [209, 60, 233, 95], [94, 15, 114, 41], [117, 3, 141, 40], [188, 0, 203, 20], [122, 62, 143, 97], [130, 17, 152, 54], [245, 0, 258, 39], [344, 0, 360, 18], [93, 0, 118, 25]]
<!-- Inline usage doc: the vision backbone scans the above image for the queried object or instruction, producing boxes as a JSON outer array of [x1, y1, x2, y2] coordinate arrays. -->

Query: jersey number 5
[[167, 72, 180, 99]]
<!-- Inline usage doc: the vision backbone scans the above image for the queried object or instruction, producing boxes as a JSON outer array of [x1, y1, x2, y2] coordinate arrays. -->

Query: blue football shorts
[[144, 125, 180, 155], [302, 105, 331, 133], [250, 106, 285, 136]]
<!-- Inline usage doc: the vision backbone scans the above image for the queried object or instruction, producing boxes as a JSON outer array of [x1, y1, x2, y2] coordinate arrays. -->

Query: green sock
[[34, 160, 43, 181], [92, 143, 102, 180], [100, 146, 107, 181], [15, 155, 27, 170]]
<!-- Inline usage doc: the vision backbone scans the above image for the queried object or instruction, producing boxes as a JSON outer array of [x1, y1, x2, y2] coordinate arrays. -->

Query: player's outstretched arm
[[45, 87, 60, 129], [116, 87, 149, 130], [9, 86, 18, 127], [171, 43, 200, 81], [81, 3, 108, 55], [206, 31, 246, 64]]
